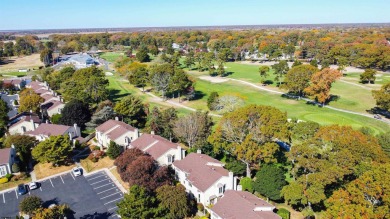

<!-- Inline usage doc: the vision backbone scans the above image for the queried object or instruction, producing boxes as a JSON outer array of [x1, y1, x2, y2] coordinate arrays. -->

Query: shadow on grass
[[192, 90, 206, 101], [108, 89, 129, 102], [367, 107, 390, 119]]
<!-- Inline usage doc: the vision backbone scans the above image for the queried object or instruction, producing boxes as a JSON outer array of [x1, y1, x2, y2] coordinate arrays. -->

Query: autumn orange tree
[[304, 68, 342, 105], [18, 88, 44, 113]]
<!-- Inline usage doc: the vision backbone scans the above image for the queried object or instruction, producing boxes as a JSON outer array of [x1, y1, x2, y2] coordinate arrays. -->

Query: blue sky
[[0, 0, 389, 30]]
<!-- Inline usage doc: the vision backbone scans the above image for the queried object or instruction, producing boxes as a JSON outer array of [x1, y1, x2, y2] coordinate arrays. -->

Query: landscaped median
[[0, 173, 31, 191]]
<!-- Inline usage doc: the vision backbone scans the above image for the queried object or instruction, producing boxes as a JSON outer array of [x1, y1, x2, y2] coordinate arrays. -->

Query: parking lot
[[0, 170, 123, 218]]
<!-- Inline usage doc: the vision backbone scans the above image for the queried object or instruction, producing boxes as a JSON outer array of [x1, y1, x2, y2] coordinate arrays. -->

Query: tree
[[51, 113, 62, 124], [207, 92, 219, 110], [12, 163, 20, 173], [184, 51, 195, 69], [272, 60, 289, 86], [360, 69, 377, 84], [136, 47, 151, 62], [117, 185, 159, 219], [34, 204, 73, 219], [283, 65, 318, 97], [19, 196, 43, 215], [114, 94, 147, 128], [259, 66, 270, 84], [310, 60, 318, 68], [60, 66, 109, 104], [32, 135, 72, 166], [209, 105, 288, 177], [225, 158, 246, 176], [59, 100, 91, 128], [372, 82, 390, 111], [253, 164, 287, 201], [292, 60, 302, 67], [173, 111, 213, 148], [216, 60, 225, 76], [217, 48, 233, 62], [324, 164, 390, 219], [114, 148, 145, 174], [4, 135, 38, 166], [128, 66, 148, 90], [304, 68, 342, 105], [151, 71, 171, 99], [214, 94, 245, 113], [86, 106, 115, 128], [18, 88, 44, 113], [156, 184, 191, 219], [0, 99, 9, 136], [377, 131, 390, 156], [290, 121, 320, 144], [240, 177, 254, 193], [40, 48, 53, 66], [145, 107, 178, 141], [107, 141, 122, 159]]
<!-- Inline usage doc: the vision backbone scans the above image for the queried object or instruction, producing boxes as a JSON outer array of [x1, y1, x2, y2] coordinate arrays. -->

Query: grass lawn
[[34, 162, 76, 179], [185, 78, 389, 134], [98, 52, 126, 63], [344, 72, 390, 86], [80, 156, 115, 173]]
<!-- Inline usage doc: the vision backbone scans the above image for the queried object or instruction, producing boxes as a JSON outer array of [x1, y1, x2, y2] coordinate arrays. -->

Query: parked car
[[374, 114, 382, 120], [17, 184, 27, 195], [28, 182, 38, 190], [72, 167, 82, 177]]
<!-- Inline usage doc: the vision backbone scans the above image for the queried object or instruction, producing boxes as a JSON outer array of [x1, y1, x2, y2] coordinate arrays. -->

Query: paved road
[[0, 170, 123, 219]]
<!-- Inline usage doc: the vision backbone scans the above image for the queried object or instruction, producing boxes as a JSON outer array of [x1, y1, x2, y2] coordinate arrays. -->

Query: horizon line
[[1, 22, 390, 33]]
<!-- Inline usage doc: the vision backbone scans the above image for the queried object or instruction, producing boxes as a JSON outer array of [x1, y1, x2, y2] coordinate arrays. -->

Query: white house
[[8, 114, 41, 135], [0, 148, 16, 177], [25, 123, 80, 141], [41, 100, 65, 117], [95, 119, 139, 150], [129, 133, 185, 166], [172, 151, 237, 206], [209, 190, 281, 219], [59, 53, 97, 69]]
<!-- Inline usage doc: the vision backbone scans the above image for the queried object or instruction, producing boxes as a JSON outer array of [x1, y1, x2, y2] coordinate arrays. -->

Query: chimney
[[228, 172, 236, 190], [30, 117, 36, 130], [151, 131, 155, 135], [197, 149, 202, 154], [74, 124, 80, 137], [176, 145, 184, 160], [46, 120, 49, 124], [115, 116, 119, 121]]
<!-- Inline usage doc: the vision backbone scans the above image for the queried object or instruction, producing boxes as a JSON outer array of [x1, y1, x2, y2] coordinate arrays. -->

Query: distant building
[[129, 133, 185, 166], [58, 53, 98, 69], [95, 119, 139, 150], [209, 190, 281, 219], [41, 100, 65, 117], [172, 151, 237, 206], [2, 78, 26, 90]]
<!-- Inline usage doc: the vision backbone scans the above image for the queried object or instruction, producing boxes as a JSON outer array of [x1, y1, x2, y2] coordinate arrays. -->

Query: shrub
[[51, 113, 62, 124], [93, 146, 101, 151], [106, 141, 123, 159], [12, 163, 20, 173], [197, 203, 204, 212], [11, 172, 28, 182], [88, 150, 105, 162], [5, 173, 13, 180], [277, 208, 290, 219], [240, 177, 254, 193], [0, 177, 9, 184]]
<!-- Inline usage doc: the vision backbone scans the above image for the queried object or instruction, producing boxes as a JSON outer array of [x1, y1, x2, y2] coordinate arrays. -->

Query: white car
[[28, 182, 38, 190], [72, 167, 82, 177]]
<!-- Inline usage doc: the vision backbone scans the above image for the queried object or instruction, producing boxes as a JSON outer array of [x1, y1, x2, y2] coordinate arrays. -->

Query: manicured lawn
[[98, 52, 126, 63], [344, 72, 390, 85], [186, 78, 389, 134], [0, 71, 34, 77]]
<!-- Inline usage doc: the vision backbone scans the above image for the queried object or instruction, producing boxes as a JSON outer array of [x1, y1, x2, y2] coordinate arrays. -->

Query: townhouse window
[[198, 194, 201, 203], [0, 166, 7, 177], [218, 184, 225, 194]]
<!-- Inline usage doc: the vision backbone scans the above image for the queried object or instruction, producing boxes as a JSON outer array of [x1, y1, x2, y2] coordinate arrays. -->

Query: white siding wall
[[9, 121, 36, 135]]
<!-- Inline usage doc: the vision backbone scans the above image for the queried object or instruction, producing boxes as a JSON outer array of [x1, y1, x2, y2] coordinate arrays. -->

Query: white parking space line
[[71, 173, 75, 180], [49, 178, 54, 187], [3, 193, 5, 203], [40, 187, 42, 191], [100, 192, 121, 200], [90, 178, 109, 185], [108, 206, 118, 211], [97, 187, 116, 194], [104, 197, 122, 205], [15, 190, 18, 199], [94, 183, 114, 190], [60, 175, 65, 184], [87, 174, 106, 181]]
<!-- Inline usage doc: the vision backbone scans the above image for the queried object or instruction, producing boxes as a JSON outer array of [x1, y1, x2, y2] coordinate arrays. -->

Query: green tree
[[216, 60, 225, 76], [360, 69, 377, 84], [145, 107, 178, 141], [292, 60, 302, 67], [19, 196, 43, 215], [114, 94, 147, 128], [372, 82, 390, 111], [4, 135, 38, 166], [59, 100, 91, 128], [85, 106, 115, 129], [136, 46, 151, 62], [117, 185, 158, 219], [34, 204, 73, 219], [253, 164, 287, 201], [239, 177, 254, 193], [128, 66, 148, 90], [272, 60, 289, 86], [156, 184, 190, 219], [225, 158, 246, 176], [32, 135, 72, 166], [217, 48, 232, 62], [40, 48, 53, 66], [290, 121, 320, 144], [51, 113, 62, 124], [310, 59, 318, 68], [0, 99, 9, 136], [207, 92, 219, 110], [377, 131, 390, 156], [259, 66, 270, 84], [107, 141, 123, 159], [209, 105, 288, 177], [184, 51, 195, 69], [283, 65, 318, 97], [18, 88, 44, 113]]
